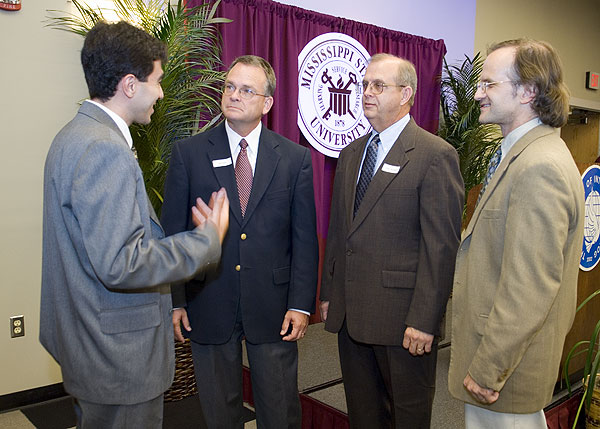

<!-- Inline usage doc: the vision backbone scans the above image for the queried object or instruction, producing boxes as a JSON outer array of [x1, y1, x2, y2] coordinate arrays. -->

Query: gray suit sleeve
[[71, 139, 221, 289]]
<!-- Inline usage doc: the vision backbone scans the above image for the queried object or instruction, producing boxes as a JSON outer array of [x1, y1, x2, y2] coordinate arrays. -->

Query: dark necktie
[[235, 138, 253, 217], [354, 134, 380, 217], [477, 145, 502, 205]]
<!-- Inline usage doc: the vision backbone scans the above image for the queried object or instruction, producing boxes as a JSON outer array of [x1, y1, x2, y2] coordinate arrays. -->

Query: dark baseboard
[[554, 368, 584, 396], [0, 383, 67, 413]]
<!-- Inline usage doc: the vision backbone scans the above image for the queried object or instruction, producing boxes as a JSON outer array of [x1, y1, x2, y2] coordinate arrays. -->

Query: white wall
[[0, 0, 88, 395], [277, 0, 477, 67], [475, 0, 600, 110]]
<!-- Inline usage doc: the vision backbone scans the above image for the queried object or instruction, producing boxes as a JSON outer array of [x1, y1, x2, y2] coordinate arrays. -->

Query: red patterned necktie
[[235, 138, 253, 217]]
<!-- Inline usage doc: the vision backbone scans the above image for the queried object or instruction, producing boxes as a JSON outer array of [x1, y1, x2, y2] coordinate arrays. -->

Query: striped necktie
[[354, 134, 380, 217], [235, 138, 253, 217]]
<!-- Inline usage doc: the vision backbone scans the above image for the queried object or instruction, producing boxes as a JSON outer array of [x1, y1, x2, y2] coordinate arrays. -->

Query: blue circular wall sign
[[581, 165, 600, 271]]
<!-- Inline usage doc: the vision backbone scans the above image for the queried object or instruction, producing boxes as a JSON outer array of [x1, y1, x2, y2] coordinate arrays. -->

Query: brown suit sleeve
[[404, 143, 464, 335]]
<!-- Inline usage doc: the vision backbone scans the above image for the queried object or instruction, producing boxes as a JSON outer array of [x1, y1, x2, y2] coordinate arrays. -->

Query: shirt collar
[[375, 113, 411, 152], [86, 99, 133, 149], [225, 120, 262, 156], [501, 117, 542, 160]]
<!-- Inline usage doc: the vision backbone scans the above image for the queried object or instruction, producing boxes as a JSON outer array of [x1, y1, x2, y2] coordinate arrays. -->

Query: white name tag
[[212, 157, 233, 168], [381, 163, 401, 174]]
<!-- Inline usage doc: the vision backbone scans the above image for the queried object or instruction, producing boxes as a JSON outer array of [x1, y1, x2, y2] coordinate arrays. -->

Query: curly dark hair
[[81, 21, 167, 101], [489, 39, 570, 128]]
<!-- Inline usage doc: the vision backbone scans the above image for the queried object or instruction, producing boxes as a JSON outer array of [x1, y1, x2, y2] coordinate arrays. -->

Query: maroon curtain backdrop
[[190, 0, 447, 322]]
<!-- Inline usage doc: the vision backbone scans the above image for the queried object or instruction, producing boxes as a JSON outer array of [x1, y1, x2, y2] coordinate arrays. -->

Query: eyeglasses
[[476, 80, 517, 93], [223, 83, 267, 100], [358, 80, 406, 95]]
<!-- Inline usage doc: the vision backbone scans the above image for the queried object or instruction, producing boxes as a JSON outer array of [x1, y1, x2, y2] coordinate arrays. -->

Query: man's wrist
[[289, 308, 309, 315]]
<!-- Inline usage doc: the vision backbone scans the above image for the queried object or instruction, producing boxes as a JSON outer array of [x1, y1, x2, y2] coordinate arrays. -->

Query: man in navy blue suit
[[161, 55, 318, 428]]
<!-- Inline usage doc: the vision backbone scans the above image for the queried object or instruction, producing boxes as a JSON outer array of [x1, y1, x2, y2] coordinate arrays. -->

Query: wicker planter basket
[[585, 377, 600, 429], [164, 339, 197, 402]]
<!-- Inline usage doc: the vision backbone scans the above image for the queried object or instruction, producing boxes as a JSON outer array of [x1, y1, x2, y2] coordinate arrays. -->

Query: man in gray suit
[[320, 53, 464, 428], [40, 21, 229, 428]]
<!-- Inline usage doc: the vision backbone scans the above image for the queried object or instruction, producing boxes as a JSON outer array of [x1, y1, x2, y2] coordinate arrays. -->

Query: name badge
[[381, 163, 401, 174], [212, 157, 233, 168]]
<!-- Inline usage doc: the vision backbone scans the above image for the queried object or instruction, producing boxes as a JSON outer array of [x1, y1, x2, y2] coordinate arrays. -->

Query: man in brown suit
[[448, 39, 584, 428], [320, 53, 464, 428]]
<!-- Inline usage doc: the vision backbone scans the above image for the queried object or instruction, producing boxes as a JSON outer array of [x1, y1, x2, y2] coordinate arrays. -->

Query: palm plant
[[46, 0, 230, 214], [439, 53, 502, 201], [563, 288, 600, 428]]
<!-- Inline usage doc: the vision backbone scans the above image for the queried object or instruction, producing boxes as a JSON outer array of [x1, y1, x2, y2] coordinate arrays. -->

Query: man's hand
[[172, 308, 191, 343], [402, 326, 434, 356], [464, 374, 499, 404], [280, 310, 309, 341], [319, 301, 329, 322], [191, 188, 229, 243]]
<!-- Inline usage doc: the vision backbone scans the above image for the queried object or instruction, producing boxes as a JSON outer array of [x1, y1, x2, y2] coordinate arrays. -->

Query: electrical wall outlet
[[10, 315, 24, 338]]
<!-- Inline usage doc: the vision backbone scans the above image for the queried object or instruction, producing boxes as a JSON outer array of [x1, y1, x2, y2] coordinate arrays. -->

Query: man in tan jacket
[[448, 39, 584, 428]]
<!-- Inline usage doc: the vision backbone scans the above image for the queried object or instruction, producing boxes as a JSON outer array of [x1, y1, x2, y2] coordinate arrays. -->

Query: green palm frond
[[439, 53, 502, 199], [46, 0, 231, 215]]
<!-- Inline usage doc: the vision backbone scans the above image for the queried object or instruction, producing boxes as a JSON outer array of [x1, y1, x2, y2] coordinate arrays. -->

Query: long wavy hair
[[489, 39, 570, 128]]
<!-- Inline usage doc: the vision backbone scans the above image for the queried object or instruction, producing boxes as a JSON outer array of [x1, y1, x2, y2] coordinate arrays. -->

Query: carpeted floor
[[0, 300, 465, 429], [0, 299, 575, 429], [9, 394, 256, 429]]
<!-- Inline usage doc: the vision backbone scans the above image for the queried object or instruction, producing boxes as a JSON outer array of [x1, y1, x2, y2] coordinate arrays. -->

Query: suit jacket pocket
[[273, 266, 291, 285], [480, 208, 502, 219], [475, 313, 489, 336], [382, 270, 416, 289], [100, 302, 161, 334], [266, 188, 290, 200]]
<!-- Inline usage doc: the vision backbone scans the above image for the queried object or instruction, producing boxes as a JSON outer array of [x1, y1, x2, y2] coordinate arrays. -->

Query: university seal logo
[[581, 165, 600, 271], [298, 33, 371, 158]]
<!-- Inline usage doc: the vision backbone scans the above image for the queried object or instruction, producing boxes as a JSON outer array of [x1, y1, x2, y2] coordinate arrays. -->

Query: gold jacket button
[[235, 265, 241, 272], [241, 233, 247, 240]]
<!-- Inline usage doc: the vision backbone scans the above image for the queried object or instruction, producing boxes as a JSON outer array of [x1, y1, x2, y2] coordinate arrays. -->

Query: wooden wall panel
[[562, 114, 600, 164]]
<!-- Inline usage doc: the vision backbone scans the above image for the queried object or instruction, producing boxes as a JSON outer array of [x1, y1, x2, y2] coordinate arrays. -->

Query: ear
[[119, 74, 137, 99], [520, 83, 537, 105], [262, 96, 274, 115], [400, 86, 414, 106]]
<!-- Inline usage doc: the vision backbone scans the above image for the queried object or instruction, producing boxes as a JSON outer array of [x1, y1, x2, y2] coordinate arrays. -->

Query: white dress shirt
[[499, 117, 543, 165], [225, 120, 262, 172], [357, 113, 411, 181]]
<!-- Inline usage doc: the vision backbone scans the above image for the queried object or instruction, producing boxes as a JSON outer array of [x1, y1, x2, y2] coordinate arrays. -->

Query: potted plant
[[438, 53, 502, 206], [45, 0, 231, 214], [563, 288, 600, 428]]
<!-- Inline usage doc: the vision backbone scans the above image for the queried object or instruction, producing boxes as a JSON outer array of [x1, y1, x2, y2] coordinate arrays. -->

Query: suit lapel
[[349, 120, 414, 235], [243, 128, 280, 224], [206, 124, 243, 225], [463, 124, 557, 238]]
